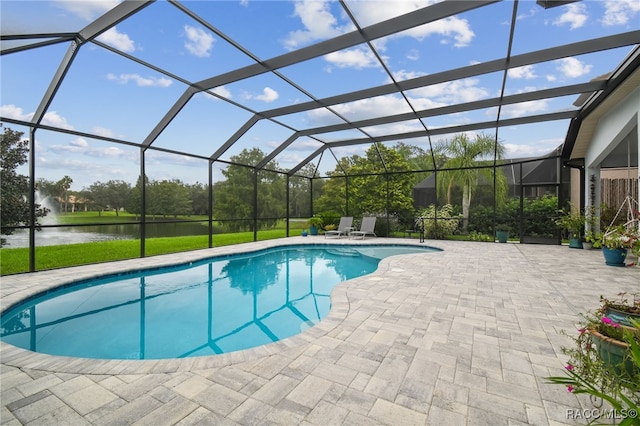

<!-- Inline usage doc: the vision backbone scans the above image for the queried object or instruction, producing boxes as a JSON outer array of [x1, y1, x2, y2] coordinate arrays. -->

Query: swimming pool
[[0, 244, 439, 360]]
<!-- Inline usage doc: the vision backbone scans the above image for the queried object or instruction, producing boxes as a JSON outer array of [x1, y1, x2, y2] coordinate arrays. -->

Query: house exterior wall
[[584, 87, 640, 217]]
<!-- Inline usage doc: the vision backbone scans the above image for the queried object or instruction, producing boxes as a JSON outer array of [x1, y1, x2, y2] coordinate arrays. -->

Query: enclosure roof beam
[[296, 81, 604, 137], [142, 88, 198, 148], [191, 0, 495, 91], [78, 1, 154, 43], [319, 110, 578, 149], [289, 146, 328, 176], [255, 133, 301, 170], [31, 40, 80, 128], [210, 115, 262, 161], [0, 35, 76, 55], [260, 31, 640, 119]]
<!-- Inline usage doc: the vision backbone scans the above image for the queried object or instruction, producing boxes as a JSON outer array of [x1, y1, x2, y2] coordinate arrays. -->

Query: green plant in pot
[[601, 225, 640, 267], [495, 224, 509, 243], [582, 204, 598, 250], [307, 216, 324, 236], [602, 293, 640, 327], [546, 296, 640, 423], [583, 230, 595, 250], [554, 206, 585, 249]]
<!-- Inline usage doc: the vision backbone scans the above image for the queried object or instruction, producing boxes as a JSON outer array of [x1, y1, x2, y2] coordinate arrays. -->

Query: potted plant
[[546, 295, 640, 419], [554, 206, 585, 249], [602, 293, 640, 327], [546, 316, 640, 424], [601, 225, 640, 266], [495, 224, 509, 243], [583, 230, 595, 250], [591, 231, 605, 249], [583, 205, 597, 250], [307, 216, 324, 236]]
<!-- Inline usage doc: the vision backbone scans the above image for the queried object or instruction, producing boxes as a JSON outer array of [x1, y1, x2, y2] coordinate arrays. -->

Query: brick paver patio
[[1, 238, 638, 425]]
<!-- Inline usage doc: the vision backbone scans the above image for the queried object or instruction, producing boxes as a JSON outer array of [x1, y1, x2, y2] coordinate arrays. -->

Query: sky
[[1, 0, 639, 191]]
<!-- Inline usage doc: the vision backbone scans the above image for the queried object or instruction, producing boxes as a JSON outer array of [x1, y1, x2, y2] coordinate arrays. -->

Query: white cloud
[[553, 3, 588, 30], [602, 0, 640, 26], [53, 0, 119, 21], [409, 78, 489, 105], [306, 74, 490, 127], [254, 87, 279, 103], [92, 127, 115, 138], [284, 1, 347, 49], [145, 151, 201, 167], [211, 86, 231, 98], [1, 104, 75, 130], [37, 157, 96, 171], [184, 25, 215, 57], [97, 146, 126, 157], [407, 49, 420, 61], [69, 138, 88, 148], [498, 99, 549, 119], [347, 1, 474, 47], [42, 111, 74, 130], [325, 47, 380, 69], [54, 2, 137, 53], [407, 17, 474, 47], [516, 7, 538, 22], [107, 73, 172, 87], [1, 104, 30, 121], [307, 95, 410, 124], [508, 65, 537, 80], [556, 57, 592, 78], [504, 140, 562, 158], [97, 27, 135, 53], [49, 140, 126, 158]]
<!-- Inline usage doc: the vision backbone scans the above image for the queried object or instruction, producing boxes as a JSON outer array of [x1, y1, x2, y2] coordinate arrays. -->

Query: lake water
[[3, 222, 210, 248]]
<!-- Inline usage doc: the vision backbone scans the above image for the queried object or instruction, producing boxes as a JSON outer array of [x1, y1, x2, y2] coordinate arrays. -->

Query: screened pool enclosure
[[1, 0, 639, 273]]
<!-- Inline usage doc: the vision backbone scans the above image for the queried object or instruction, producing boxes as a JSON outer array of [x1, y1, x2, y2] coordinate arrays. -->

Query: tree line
[[2, 126, 509, 241]]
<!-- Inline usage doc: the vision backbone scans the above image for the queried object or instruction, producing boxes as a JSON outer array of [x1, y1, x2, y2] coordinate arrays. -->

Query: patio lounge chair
[[350, 217, 377, 240], [325, 217, 353, 238]]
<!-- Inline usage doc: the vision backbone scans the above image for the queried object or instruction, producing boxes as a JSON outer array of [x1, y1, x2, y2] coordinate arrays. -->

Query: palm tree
[[437, 133, 507, 232]]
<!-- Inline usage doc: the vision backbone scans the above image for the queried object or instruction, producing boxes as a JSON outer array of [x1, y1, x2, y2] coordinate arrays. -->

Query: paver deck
[[1, 238, 638, 425]]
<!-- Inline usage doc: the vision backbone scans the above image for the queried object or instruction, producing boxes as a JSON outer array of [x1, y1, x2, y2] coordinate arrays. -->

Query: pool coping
[[0, 237, 440, 374]]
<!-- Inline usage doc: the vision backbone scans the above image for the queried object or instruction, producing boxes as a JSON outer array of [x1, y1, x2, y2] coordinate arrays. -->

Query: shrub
[[414, 204, 460, 239]]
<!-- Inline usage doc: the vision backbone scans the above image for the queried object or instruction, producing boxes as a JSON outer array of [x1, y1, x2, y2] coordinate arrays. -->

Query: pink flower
[[601, 317, 620, 327], [567, 385, 574, 393], [578, 328, 586, 335], [566, 364, 574, 371]]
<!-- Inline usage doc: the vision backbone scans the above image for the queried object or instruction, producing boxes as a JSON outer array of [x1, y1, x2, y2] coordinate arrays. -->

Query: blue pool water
[[0, 244, 438, 360]]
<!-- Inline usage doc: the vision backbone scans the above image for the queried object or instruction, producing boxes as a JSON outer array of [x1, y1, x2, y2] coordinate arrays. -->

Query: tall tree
[[348, 143, 414, 219], [213, 148, 285, 231], [88, 180, 132, 215], [57, 176, 73, 213], [0, 128, 49, 245], [314, 143, 414, 220], [436, 133, 507, 232], [289, 163, 320, 217], [188, 182, 209, 216]]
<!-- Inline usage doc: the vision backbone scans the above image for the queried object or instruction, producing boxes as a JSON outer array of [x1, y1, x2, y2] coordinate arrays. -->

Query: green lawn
[[55, 211, 209, 224], [0, 216, 311, 275]]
